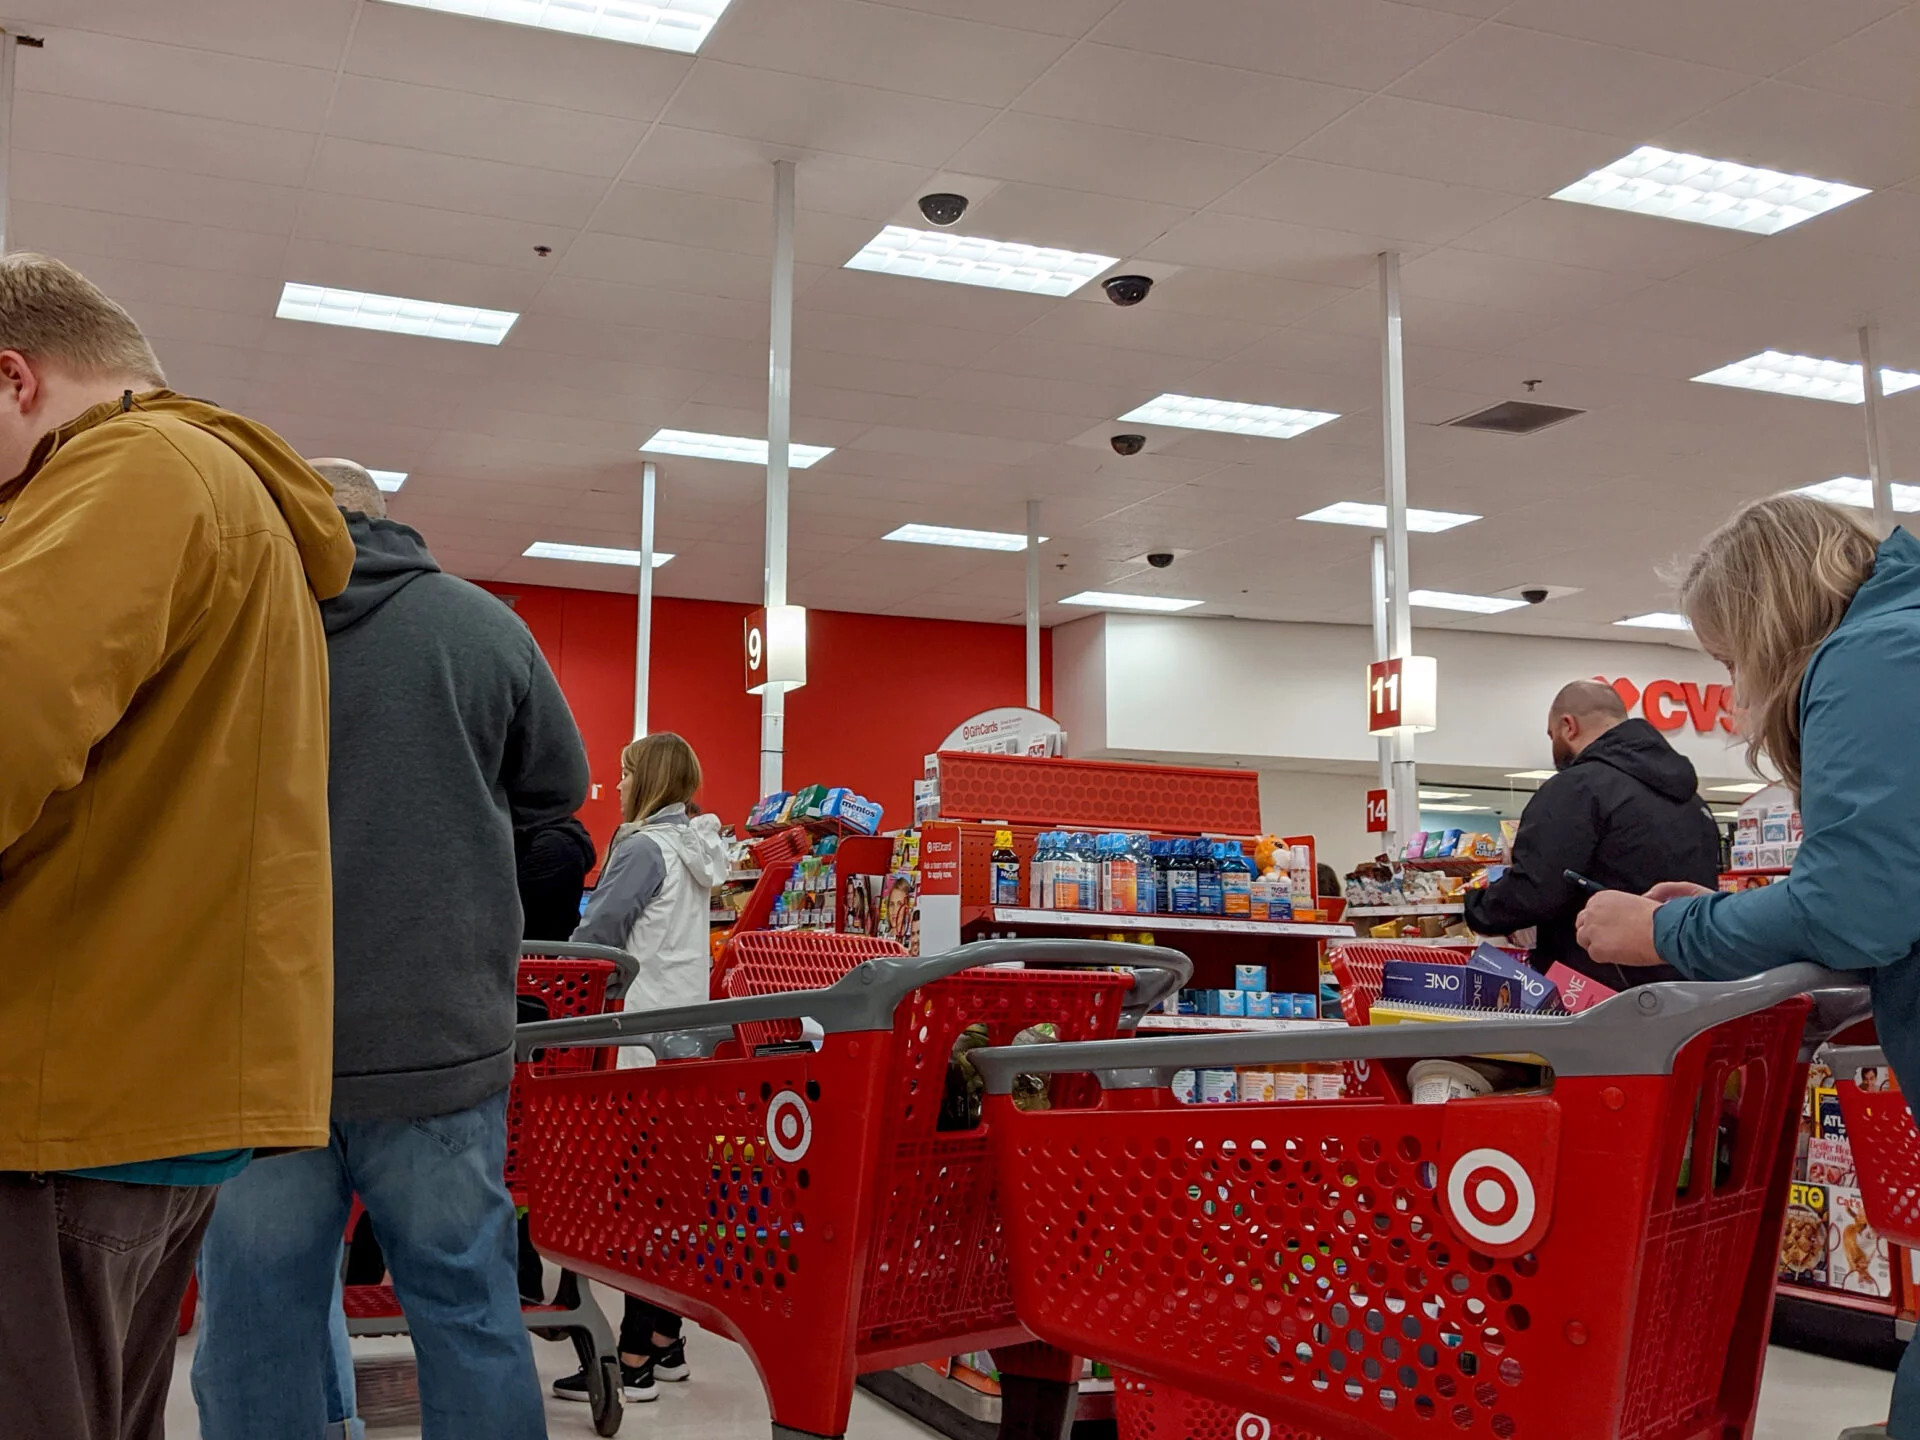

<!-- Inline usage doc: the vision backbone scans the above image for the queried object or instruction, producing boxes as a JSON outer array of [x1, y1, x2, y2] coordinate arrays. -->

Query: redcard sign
[[1367, 658, 1404, 734], [1366, 789, 1389, 834]]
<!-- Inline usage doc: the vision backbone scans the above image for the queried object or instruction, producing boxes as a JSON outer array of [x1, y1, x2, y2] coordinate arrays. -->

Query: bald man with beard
[[1464, 680, 1722, 989]]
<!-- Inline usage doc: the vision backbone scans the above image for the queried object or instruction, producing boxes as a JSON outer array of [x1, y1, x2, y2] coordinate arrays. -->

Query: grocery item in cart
[[1406, 1057, 1493, 1104]]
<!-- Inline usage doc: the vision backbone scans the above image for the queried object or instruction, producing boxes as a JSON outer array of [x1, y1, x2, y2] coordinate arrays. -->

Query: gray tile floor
[[167, 1282, 1896, 1439]]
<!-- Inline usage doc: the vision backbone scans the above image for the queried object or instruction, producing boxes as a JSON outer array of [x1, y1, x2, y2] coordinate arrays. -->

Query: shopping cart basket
[[1829, 1044, 1920, 1250], [513, 935, 1191, 1440], [974, 962, 1867, 1440], [344, 941, 638, 1437]]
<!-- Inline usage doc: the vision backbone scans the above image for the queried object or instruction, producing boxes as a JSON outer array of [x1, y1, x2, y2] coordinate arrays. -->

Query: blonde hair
[[1677, 494, 1879, 795], [0, 253, 165, 387], [620, 732, 701, 825]]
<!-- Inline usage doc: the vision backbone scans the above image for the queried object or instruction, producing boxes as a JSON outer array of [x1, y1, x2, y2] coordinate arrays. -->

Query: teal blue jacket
[[1655, 527, 1920, 1085]]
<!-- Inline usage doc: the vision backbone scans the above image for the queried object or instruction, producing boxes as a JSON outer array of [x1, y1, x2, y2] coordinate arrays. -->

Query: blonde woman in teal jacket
[[1580, 494, 1920, 1440]]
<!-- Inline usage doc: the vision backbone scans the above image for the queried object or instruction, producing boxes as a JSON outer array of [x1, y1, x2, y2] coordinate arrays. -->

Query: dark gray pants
[[0, 1171, 216, 1440]]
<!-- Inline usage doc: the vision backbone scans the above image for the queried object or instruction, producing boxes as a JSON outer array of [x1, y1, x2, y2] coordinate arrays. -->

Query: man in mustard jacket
[[0, 253, 354, 1439]]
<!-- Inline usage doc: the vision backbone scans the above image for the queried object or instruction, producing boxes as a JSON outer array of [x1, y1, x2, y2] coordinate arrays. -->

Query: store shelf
[[1726, 867, 1791, 877], [1139, 1015, 1342, 1033], [1346, 903, 1465, 918], [987, 907, 1353, 939], [709, 908, 738, 923], [724, 869, 763, 883], [1775, 1282, 1899, 1318], [1402, 857, 1485, 872]]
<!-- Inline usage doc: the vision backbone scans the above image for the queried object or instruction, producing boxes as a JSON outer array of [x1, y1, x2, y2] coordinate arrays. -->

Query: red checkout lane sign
[[1367, 658, 1405, 734], [1366, 789, 1390, 834]]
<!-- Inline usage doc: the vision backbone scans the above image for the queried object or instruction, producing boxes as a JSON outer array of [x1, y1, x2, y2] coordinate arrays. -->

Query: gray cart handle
[[1821, 1044, 1887, 1076], [515, 938, 1191, 1059], [971, 961, 1870, 1093], [520, 940, 640, 997]]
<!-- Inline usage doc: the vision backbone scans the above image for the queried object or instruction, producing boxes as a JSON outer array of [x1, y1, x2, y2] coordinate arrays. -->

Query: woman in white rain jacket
[[555, 731, 729, 1406]]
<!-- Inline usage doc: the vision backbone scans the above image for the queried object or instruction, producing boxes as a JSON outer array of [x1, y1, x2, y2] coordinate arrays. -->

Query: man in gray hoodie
[[193, 460, 588, 1440]]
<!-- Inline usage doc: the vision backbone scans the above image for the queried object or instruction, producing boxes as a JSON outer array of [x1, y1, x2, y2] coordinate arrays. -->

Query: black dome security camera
[[1146, 551, 1175, 569], [1521, 587, 1549, 605], [918, 193, 968, 227], [1102, 274, 1153, 306], [1110, 434, 1146, 456]]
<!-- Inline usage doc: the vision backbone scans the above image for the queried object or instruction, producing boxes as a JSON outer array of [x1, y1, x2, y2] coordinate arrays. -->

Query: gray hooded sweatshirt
[[323, 514, 588, 1119]]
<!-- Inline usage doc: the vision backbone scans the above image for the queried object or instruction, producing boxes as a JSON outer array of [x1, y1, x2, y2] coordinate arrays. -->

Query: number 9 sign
[[744, 607, 768, 692]]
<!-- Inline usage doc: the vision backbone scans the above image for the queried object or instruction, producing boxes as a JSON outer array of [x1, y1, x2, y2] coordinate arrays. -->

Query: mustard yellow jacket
[[0, 391, 354, 1170]]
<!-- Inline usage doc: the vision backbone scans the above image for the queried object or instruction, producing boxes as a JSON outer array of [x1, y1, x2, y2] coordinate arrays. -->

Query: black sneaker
[[552, 1359, 658, 1404], [651, 1337, 691, 1382]]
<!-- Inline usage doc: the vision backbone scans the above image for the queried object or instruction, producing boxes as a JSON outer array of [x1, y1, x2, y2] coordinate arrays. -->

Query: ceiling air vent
[[1445, 400, 1586, 435]]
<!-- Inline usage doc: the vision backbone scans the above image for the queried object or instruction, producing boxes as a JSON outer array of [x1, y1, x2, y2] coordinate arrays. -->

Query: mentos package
[[1380, 959, 1512, 1010], [819, 787, 883, 835], [1544, 963, 1617, 1015], [1468, 944, 1562, 1013]]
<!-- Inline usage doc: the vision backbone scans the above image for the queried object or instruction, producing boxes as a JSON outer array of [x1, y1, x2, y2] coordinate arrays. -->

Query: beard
[[1551, 735, 1575, 771]]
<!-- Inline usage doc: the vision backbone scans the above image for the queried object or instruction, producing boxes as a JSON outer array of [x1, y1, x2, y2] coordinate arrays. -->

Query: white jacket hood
[[648, 810, 731, 889]]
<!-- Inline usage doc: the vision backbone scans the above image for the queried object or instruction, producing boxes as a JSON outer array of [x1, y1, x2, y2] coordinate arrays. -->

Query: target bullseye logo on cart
[[1446, 1147, 1536, 1247], [1235, 1414, 1271, 1440], [766, 1090, 812, 1163]]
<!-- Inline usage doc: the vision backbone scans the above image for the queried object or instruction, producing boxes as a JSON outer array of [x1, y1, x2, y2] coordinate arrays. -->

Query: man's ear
[[0, 351, 40, 411]]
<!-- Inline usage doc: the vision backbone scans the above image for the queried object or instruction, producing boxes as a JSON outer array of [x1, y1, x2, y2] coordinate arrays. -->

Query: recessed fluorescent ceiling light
[[276, 283, 517, 345], [843, 225, 1117, 297], [1550, 146, 1869, 235], [379, 0, 731, 52], [1059, 591, 1202, 613], [1119, 393, 1339, 440], [1691, 350, 1920, 405], [1418, 789, 1470, 801], [1507, 770, 1558, 781], [1709, 782, 1769, 795], [1299, 501, 1480, 533], [883, 524, 1044, 552], [369, 470, 408, 493], [1428, 804, 1496, 813], [1712, 810, 1743, 820], [523, 542, 673, 567], [1793, 475, 1920, 513], [1409, 589, 1527, 614], [1615, 612, 1692, 631], [639, 429, 832, 468]]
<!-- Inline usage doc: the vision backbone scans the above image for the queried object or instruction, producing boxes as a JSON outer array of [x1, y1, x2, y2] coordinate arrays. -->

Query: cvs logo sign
[[1599, 677, 1735, 735]]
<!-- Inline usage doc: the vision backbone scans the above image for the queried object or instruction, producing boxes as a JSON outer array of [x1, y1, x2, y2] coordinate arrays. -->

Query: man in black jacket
[[516, 817, 597, 942], [1464, 680, 1721, 989]]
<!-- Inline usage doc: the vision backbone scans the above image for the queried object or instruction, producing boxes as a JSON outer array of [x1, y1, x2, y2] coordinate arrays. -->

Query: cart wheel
[[589, 1355, 623, 1436]]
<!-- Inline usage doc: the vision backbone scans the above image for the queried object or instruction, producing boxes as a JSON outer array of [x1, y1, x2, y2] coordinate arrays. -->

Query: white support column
[[632, 460, 657, 740], [1861, 322, 1896, 538], [759, 158, 796, 797], [1379, 252, 1418, 842], [1371, 535, 1396, 852], [0, 32, 18, 256], [1025, 499, 1041, 710]]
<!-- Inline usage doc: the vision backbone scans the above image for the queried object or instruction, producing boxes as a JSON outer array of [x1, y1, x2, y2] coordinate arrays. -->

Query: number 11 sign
[[1368, 657, 1405, 733], [1366, 655, 1438, 734]]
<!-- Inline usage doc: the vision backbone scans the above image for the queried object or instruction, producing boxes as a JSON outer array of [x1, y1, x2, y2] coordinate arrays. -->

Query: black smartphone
[[1563, 869, 1609, 896]]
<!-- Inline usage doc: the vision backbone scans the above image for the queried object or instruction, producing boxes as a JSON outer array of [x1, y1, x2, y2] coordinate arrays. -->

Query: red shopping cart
[[343, 941, 638, 1437], [974, 963, 1867, 1440], [1831, 1044, 1920, 1250], [512, 935, 1190, 1439]]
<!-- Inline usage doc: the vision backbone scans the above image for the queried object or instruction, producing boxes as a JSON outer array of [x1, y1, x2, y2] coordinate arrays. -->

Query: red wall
[[481, 582, 1053, 848]]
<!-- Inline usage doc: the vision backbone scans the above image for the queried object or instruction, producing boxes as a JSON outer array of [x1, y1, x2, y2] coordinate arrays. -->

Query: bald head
[[308, 457, 387, 520], [1548, 680, 1628, 770]]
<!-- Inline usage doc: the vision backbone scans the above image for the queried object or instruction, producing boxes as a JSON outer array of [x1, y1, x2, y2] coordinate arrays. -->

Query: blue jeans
[[191, 1091, 546, 1440]]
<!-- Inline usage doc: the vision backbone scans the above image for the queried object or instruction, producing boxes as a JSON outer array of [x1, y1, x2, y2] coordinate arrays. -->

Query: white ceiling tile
[[1666, 238, 1920, 331], [690, 371, 903, 425], [531, 276, 766, 345], [558, 230, 824, 301], [326, 74, 650, 177], [949, 112, 1269, 210], [800, 347, 963, 399], [1448, 198, 1761, 279], [507, 309, 761, 373], [703, 0, 1071, 107], [1388, 24, 1753, 137], [278, 238, 548, 313], [1292, 96, 1628, 197], [1017, 299, 1273, 360], [1140, 212, 1413, 288], [1656, 81, 1920, 190], [16, 0, 356, 67], [13, 150, 301, 236], [619, 126, 923, 219], [796, 309, 1004, 366], [15, 92, 318, 182], [1088, 0, 1476, 90], [929, 369, 1157, 423], [1215, 158, 1523, 245], [1142, 269, 1352, 327], [591, 184, 877, 266], [864, 0, 1116, 39], [1494, 0, 1903, 76], [1402, 251, 1650, 321], [295, 193, 566, 271], [1289, 288, 1552, 354], [799, 266, 1061, 336], [959, 183, 1189, 258], [12, 207, 287, 295], [1012, 43, 1364, 152], [971, 335, 1211, 390], [877, 396, 1099, 445], [344, 0, 691, 119], [851, 426, 1052, 466], [19, 26, 337, 129], [662, 61, 997, 166], [305, 138, 609, 228], [1781, 5, 1920, 108]]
